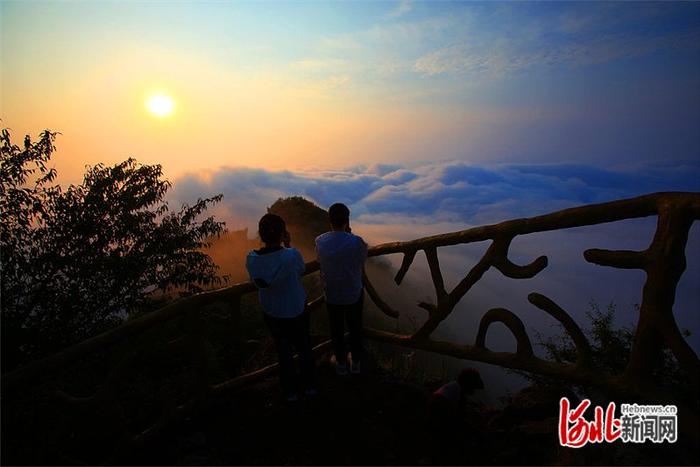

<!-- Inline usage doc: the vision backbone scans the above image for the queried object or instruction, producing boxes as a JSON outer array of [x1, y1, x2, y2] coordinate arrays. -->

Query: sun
[[145, 93, 175, 117]]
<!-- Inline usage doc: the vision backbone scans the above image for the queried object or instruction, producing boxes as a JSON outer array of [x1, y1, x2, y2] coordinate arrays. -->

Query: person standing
[[246, 213, 317, 401], [315, 203, 368, 375]]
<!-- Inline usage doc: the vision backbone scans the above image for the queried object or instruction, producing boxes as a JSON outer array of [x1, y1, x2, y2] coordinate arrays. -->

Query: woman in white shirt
[[246, 213, 317, 401]]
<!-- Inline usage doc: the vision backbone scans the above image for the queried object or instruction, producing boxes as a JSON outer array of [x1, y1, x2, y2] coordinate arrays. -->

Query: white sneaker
[[304, 387, 319, 397], [350, 361, 361, 374], [286, 393, 299, 402], [335, 362, 349, 376]]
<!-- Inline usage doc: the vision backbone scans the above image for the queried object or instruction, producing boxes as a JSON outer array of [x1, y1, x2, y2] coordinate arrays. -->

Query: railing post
[[626, 204, 699, 386], [184, 309, 211, 403]]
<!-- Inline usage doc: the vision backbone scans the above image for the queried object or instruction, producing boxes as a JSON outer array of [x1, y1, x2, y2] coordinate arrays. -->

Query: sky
[[2, 1, 700, 386], [2, 1, 700, 180]]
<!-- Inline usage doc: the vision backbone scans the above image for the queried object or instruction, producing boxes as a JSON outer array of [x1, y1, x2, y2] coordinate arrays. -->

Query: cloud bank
[[169, 160, 700, 232]]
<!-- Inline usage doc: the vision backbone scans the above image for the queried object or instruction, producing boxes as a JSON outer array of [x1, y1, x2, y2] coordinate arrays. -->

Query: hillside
[[114, 350, 698, 466], [203, 196, 329, 284], [121, 354, 565, 466], [267, 196, 330, 259]]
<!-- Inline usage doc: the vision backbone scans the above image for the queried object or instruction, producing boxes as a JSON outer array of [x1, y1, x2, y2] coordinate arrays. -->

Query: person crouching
[[427, 368, 485, 463]]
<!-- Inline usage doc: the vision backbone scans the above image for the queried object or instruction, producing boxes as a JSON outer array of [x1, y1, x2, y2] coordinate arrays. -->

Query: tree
[[522, 301, 694, 406], [1, 128, 227, 370]]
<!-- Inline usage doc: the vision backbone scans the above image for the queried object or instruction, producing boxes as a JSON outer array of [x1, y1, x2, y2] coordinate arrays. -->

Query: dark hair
[[328, 203, 350, 228], [258, 213, 286, 244], [457, 368, 484, 392]]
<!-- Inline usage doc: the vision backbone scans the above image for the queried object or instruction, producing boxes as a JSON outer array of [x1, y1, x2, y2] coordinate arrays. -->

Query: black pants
[[264, 311, 316, 396], [327, 294, 364, 365]]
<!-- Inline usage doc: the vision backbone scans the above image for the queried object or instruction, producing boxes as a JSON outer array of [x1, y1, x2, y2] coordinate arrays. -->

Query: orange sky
[[3, 43, 478, 184], [2, 1, 699, 185]]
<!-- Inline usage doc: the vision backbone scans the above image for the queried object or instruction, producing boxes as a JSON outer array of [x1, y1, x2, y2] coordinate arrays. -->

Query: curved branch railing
[[2, 191, 700, 461], [363, 192, 699, 376]]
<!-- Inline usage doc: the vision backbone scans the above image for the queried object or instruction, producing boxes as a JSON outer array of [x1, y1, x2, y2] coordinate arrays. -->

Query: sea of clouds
[[170, 160, 700, 230]]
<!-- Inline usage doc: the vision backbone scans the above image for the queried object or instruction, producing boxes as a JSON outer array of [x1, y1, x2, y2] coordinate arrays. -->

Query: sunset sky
[[3, 1, 699, 182], [2, 0, 700, 374]]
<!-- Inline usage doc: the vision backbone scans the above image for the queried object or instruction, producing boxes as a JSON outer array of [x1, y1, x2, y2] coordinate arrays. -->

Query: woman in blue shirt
[[246, 213, 317, 401]]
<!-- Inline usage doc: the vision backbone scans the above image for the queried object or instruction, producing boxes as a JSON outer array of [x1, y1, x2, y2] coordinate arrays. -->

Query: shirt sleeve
[[357, 236, 368, 263], [293, 248, 306, 276], [245, 255, 255, 282]]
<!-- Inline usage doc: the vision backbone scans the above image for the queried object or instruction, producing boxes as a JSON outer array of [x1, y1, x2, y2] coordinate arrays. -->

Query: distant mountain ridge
[[206, 196, 330, 283], [267, 196, 329, 259]]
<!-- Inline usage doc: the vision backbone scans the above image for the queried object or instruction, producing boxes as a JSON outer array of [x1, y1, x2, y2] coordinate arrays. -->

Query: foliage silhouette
[[1, 128, 226, 370], [521, 301, 694, 406], [267, 195, 329, 256]]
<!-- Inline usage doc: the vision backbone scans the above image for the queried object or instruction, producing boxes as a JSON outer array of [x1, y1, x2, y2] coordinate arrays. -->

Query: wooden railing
[[2, 191, 699, 463]]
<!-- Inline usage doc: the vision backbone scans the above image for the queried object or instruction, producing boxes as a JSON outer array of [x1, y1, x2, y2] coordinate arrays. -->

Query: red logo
[[558, 397, 622, 447]]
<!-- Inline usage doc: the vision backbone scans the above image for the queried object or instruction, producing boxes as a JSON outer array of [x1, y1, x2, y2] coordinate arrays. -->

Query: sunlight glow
[[146, 94, 175, 117]]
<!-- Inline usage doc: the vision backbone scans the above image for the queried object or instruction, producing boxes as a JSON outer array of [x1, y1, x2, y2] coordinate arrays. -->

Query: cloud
[[290, 58, 349, 72], [413, 28, 700, 77], [169, 160, 700, 232], [554, 3, 675, 35], [387, 0, 412, 18], [318, 74, 351, 90]]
